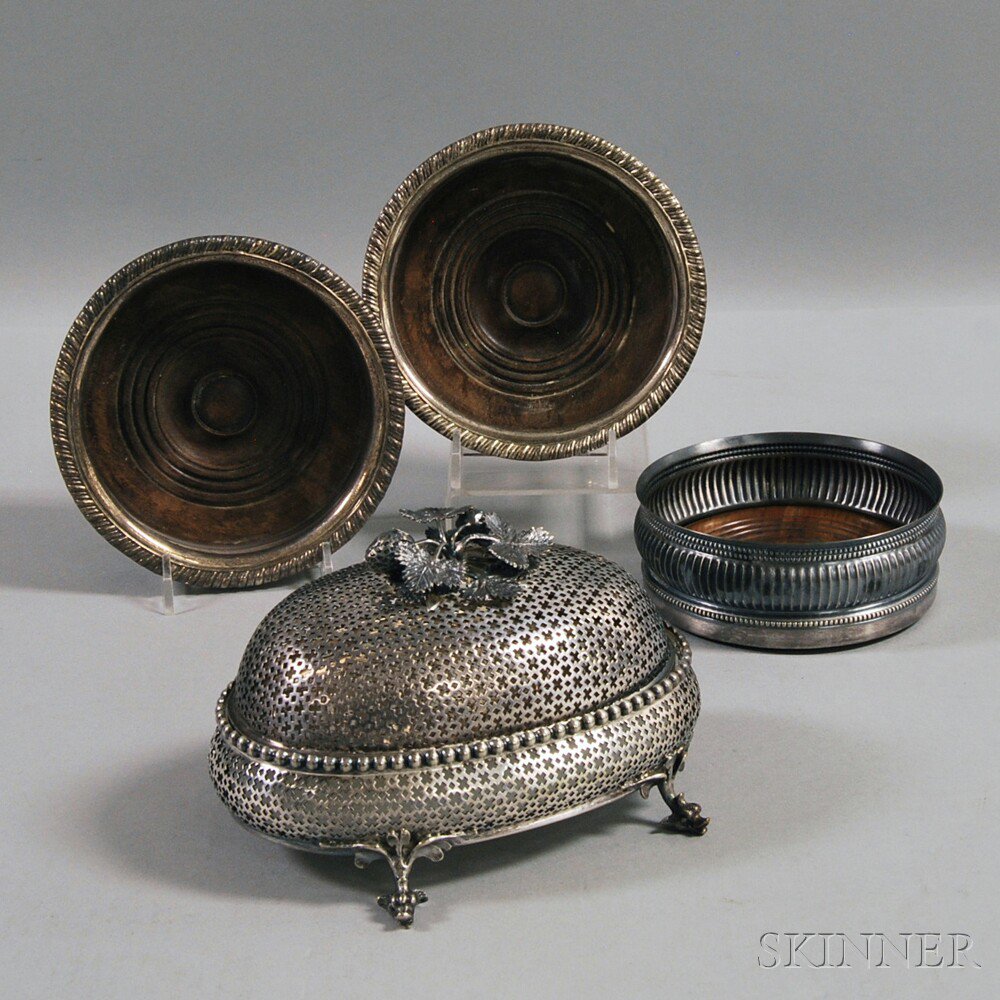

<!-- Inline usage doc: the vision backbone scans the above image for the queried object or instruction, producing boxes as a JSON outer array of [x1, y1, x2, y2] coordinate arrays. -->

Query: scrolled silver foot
[[350, 828, 459, 928], [638, 746, 710, 836], [660, 790, 709, 836]]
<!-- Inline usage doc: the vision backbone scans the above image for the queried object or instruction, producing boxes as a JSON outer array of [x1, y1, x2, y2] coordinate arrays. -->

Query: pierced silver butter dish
[[210, 508, 708, 927]]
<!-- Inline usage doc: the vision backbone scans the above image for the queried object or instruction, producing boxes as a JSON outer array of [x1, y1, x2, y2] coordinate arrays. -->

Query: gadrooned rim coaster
[[51, 235, 405, 588], [363, 123, 706, 460]]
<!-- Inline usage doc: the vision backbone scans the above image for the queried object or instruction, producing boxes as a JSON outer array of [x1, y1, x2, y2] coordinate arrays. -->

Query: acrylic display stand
[[155, 427, 648, 613], [445, 425, 649, 554], [447, 426, 648, 499], [156, 541, 336, 615], [159, 556, 177, 615]]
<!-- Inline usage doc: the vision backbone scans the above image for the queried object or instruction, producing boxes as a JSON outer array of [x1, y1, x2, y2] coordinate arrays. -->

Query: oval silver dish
[[210, 511, 709, 927]]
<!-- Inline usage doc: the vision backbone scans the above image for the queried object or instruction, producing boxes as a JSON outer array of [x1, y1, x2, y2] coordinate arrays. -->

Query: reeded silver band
[[644, 566, 938, 649], [635, 433, 945, 649]]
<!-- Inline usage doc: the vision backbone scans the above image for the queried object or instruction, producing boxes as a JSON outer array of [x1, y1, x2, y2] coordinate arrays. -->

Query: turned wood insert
[[684, 504, 897, 544], [366, 125, 709, 459], [77, 257, 377, 552]]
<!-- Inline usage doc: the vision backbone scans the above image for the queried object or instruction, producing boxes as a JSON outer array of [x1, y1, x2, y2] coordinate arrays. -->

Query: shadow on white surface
[[932, 521, 1000, 648], [0, 499, 152, 595], [69, 710, 895, 930], [0, 497, 314, 602]]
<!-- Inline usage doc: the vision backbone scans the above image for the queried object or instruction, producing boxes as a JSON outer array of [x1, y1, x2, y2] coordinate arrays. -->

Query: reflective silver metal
[[363, 124, 706, 460], [51, 235, 404, 588], [635, 433, 946, 649], [210, 509, 707, 927]]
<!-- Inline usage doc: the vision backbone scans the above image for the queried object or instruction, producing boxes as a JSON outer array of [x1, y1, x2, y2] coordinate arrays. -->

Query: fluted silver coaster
[[635, 433, 945, 650]]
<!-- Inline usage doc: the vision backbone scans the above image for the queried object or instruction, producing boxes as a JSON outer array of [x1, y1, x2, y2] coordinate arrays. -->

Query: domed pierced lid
[[226, 508, 675, 752]]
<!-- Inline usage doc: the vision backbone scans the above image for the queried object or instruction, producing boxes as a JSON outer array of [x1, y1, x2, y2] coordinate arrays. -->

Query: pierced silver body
[[210, 544, 707, 926]]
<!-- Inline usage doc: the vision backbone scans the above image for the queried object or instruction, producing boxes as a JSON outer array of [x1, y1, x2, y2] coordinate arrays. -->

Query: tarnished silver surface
[[635, 433, 946, 649], [51, 235, 405, 588], [229, 545, 670, 751], [363, 124, 706, 460], [211, 510, 707, 927]]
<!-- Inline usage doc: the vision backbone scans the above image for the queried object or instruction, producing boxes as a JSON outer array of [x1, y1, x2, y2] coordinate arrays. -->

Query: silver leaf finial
[[366, 508, 553, 603]]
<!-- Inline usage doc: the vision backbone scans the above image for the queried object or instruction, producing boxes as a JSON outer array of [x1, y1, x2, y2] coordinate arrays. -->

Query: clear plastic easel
[[156, 540, 336, 615], [445, 425, 648, 556]]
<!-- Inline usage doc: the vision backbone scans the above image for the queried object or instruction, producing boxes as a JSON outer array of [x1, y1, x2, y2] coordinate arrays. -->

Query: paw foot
[[661, 793, 710, 836], [377, 888, 429, 927]]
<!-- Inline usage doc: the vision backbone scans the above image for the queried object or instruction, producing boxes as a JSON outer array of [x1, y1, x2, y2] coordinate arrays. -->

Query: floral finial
[[366, 508, 553, 603]]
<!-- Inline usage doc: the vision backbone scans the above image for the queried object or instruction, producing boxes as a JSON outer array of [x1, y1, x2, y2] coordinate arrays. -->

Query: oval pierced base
[[209, 634, 707, 926]]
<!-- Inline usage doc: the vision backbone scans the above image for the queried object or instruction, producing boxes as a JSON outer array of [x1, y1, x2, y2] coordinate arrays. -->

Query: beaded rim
[[216, 627, 691, 773]]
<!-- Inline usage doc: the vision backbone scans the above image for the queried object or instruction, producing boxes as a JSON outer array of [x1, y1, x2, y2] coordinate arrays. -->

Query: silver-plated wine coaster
[[51, 236, 404, 588], [635, 433, 945, 650], [364, 124, 706, 460]]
